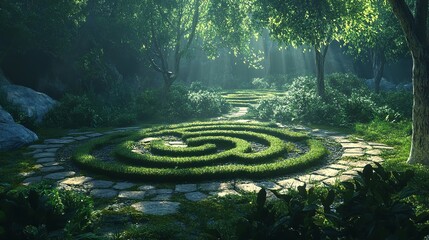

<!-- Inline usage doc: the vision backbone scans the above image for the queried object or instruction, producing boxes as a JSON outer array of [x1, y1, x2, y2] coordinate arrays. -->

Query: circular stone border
[[22, 118, 392, 215]]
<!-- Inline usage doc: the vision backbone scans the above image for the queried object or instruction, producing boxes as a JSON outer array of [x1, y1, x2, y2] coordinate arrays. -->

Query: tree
[[254, 0, 375, 97], [346, 0, 407, 93], [388, 0, 429, 165], [118, 0, 201, 93]]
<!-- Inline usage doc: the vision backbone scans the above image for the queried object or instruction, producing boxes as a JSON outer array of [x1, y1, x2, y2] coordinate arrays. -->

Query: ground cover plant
[[73, 121, 328, 182]]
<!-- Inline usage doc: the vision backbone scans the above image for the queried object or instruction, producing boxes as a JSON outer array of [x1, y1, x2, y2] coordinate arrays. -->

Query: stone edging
[[20, 121, 393, 216]]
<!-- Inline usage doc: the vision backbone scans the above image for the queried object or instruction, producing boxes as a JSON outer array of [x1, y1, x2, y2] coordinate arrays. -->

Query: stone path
[[20, 108, 394, 216]]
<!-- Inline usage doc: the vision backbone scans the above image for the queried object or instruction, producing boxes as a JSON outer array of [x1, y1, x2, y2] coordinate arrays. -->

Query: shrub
[[0, 183, 97, 239], [187, 90, 230, 118], [225, 164, 429, 240], [252, 74, 405, 126], [134, 90, 160, 121], [44, 94, 101, 128]]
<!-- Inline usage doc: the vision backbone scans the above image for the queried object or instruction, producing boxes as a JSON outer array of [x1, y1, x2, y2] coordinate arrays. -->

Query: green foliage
[[159, 85, 230, 121], [73, 121, 326, 182], [345, 0, 407, 62], [227, 164, 429, 240], [187, 90, 230, 118], [0, 183, 97, 240], [252, 73, 409, 126], [44, 94, 101, 128]]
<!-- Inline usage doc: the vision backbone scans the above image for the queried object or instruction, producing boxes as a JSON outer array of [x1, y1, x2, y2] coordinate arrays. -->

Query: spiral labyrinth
[[73, 121, 328, 182]]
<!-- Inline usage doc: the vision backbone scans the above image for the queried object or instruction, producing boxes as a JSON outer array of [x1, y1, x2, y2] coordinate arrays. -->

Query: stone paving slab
[[34, 152, 56, 158], [312, 168, 341, 177], [138, 185, 156, 191], [36, 158, 56, 163], [75, 136, 89, 141], [366, 149, 382, 155], [185, 192, 208, 202], [257, 181, 282, 190], [277, 178, 304, 188], [175, 184, 197, 193], [327, 164, 350, 170], [210, 189, 240, 197], [151, 193, 172, 201], [118, 191, 145, 200], [40, 166, 64, 172], [87, 133, 103, 138], [90, 189, 118, 198], [199, 182, 233, 191], [85, 180, 115, 189], [44, 139, 75, 144], [60, 176, 93, 185], [23, 176, 42, 185], [44, 171, 75, 180], [236, 183, 262, 193], [298, 174, 328, 183], [113, 182, 136, 190], [131, 201, 180, 215]]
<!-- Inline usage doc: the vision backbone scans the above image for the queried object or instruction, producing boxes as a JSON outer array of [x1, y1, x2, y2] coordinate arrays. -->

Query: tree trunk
[[408, 48, 429, 164], [372, 49, 386, 94], [314, 44, 329, 98], [388, 0, 429, 165]]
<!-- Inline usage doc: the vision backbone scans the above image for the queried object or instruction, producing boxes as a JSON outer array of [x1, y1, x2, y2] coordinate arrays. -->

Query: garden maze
[[73, 121, 327, 182]]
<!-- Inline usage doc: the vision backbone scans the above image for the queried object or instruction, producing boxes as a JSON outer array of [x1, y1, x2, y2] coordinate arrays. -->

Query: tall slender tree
[[388, 0, 429, 165], [253, 0, 376, 98]]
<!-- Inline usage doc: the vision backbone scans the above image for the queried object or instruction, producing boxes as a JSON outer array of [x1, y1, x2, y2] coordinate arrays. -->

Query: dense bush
[[211, 164, 429, 240], [43, 94, 101, 128], [142, 85, 230, 121], [251, 73, 408, 126], [0, 183, 98, 240], [43, 85, 230, 128]]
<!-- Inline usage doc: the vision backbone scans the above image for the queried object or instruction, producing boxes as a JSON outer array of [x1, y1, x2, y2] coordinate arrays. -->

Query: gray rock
[[0, 106, 13, 123], [1, 84, 56, 123], [131, 201, 180, 215], [0, 123, 38, 150]]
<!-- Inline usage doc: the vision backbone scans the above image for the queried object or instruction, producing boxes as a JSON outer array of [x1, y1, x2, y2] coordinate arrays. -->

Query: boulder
[[1, 85, 56, 123], [396, 83, 413, 91], [0, 106, 14, 123], [0, 123, 38, 150]]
